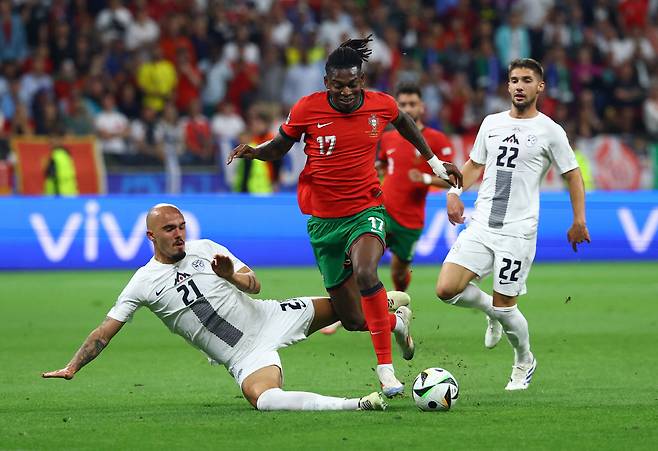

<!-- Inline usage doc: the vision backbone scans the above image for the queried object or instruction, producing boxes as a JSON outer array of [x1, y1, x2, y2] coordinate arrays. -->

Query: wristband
[[427, 155, 449, 180], [421, 173, 432, 185], [447, 186, 463, 196]]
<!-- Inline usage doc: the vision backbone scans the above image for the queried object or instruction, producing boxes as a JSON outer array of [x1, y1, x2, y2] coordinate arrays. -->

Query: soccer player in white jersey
[[435, 59, 591, 390], [42, 203, 399, 411]]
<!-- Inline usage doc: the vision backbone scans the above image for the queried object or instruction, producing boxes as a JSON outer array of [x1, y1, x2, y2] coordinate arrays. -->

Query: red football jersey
[[280, 90, 399, 218], [379, 127, 454, 229]]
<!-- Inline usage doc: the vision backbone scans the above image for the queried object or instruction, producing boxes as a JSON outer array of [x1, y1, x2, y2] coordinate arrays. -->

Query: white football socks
[[256, 388, 360, 411], [444, 282, 494, 317], [492, 305, 532, 364]]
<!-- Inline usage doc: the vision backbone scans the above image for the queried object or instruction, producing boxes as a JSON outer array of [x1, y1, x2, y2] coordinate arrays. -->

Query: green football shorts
[[307, 206, 387, 289], [383, 210, 423, 263]]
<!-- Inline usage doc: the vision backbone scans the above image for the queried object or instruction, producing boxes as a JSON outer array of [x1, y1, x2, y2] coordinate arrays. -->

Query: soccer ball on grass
[[412, 367, 459, 411]]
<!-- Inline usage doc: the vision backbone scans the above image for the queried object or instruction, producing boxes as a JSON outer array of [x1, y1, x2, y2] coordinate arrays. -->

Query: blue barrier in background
[[1, 192, 657, 270]]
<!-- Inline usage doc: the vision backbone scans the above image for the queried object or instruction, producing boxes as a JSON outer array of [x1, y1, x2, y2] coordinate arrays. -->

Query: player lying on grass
[[42, 204, 411, 411]]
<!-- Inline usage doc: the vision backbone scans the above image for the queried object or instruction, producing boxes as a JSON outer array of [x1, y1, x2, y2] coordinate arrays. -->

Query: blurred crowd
[[1, 0, 658, 180]]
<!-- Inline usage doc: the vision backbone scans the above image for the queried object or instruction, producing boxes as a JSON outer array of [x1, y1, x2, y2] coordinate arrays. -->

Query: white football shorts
[[444, 224, 537, 297], [227, 297, 315, 388]]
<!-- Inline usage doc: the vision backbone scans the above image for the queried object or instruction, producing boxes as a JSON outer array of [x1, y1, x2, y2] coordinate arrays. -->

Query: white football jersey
[[108, 240, 270, 367], [469, 111, 578, 239]]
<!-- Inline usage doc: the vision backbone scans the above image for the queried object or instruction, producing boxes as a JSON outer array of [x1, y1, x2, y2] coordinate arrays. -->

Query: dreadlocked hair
[[325, 34, 373, 74]]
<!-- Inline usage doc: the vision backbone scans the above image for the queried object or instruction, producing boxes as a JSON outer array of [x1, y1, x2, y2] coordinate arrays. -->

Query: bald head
[[146, 204, 187, 263], [146, 203, 182, 231]]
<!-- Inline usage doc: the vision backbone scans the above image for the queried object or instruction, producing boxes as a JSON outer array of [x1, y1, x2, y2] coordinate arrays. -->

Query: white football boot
[[505, 354, 537, 391], [376, 365, 405, 398], [484, 316, 503, 349], [393, 306, 415, 360], [357, 392, 388, 411], [387, 290, 410, 311]]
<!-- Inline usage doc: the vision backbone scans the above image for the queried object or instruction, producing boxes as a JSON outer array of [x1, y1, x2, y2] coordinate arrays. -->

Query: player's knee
[[435, 283, 459, 302], [242, 384, 261, 409], [341, 315, 367, 331], [353, 266, 379, 290]]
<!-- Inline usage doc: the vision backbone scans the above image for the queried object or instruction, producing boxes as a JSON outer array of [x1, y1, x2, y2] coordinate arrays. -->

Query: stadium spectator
[[129, 105, 162, 165], [201, 46, 233, 114], [34, 97, 62, 136], [125, 1, 160, 51], [281, 46, 324, 109], [116, 82, 141, 121], [19, 56, 53, 111], [63, 93, 94, 136], [211, 101, 246, 147], [155, 101, 183, 193], [136, 44, 177, 112], [159, 13, 195, 64], [174, 47, 202, 113], [257, 45, 285, 105], [95, 93, 130, 165], [223, 25, 260, 65], [0, 0, 28, 63], [494, 9, 531, 66], [180, 99, 214, 165], [95, 0, 133, 45]]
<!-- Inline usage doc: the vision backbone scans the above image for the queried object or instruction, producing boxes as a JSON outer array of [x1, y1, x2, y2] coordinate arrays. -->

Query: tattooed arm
[[42, 317, 125, 380], [211, 254, 261, 294]]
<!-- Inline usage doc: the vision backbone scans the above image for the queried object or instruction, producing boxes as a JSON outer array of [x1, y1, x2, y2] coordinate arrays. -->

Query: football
[[412, 367, 459, 411]]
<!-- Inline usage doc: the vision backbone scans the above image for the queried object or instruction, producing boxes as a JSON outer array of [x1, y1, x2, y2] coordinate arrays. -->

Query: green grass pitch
[[1, 263, 657, 450]]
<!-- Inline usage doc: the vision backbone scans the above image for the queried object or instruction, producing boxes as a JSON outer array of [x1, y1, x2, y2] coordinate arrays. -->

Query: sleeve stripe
[[279, 126, 300, 142]]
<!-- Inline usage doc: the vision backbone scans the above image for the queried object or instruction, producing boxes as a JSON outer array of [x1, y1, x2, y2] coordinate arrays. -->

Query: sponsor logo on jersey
[[317, 122, 333, 128], [503, 134, 519, 145], [155, 286, 166, 296], [367, 114, 379, 137], [175, 272, 191, 284], [192, 259, 205, 270]]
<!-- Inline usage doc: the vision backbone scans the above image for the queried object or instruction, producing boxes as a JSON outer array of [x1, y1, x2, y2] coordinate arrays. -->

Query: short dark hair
[[325, 34, 373, 75], [508, 58, 544, 80], [395, 82, 422, 98]]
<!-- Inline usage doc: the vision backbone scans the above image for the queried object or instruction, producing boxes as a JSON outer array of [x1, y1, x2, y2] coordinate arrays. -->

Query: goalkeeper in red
[[228, 36, 462, 396]]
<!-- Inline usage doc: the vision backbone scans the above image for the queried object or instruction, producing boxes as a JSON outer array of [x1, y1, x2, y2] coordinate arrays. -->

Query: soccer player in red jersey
[[377, 83, 455, 292], [228, 36, 462, 397]]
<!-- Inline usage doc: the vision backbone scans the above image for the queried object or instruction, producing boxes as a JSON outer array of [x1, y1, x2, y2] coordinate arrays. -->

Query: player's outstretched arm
[[563, 168, 591, 252], [226, 133, 295, 164], [391, 110, 462, 187], [212, 254, 261, 294], [42, 317, 125, 380]]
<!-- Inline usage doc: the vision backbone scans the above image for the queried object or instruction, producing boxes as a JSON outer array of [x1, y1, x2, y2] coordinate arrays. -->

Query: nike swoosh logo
[[488, 134, 499, 138], [499, 281, 514, 285], [317, 122, 333, 128], [155, 286, 166, 296]]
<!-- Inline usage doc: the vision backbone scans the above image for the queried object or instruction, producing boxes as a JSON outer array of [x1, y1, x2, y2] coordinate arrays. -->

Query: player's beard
[[512, 93, 536, 112], [170, 250, 186, 262]]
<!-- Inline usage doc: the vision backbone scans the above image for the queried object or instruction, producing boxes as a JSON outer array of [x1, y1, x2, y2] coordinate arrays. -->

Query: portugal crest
[[367, 114, 379, 137]]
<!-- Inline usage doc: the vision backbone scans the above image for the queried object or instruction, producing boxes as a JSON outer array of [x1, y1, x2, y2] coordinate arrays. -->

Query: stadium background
[[1, 1, 657, 450]]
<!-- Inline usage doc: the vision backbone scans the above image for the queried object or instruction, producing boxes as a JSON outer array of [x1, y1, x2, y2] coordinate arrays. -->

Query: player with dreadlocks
[[228, 36, 462, 397]]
